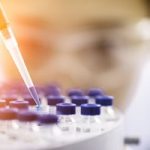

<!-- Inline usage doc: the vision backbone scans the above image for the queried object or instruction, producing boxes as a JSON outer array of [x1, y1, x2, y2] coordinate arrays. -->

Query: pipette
[[0, 3, 41, 106]]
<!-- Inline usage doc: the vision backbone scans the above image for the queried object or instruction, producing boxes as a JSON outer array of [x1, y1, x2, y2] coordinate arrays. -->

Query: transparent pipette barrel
[[0, 3, 40, 105], [0, 26, 40, 106]]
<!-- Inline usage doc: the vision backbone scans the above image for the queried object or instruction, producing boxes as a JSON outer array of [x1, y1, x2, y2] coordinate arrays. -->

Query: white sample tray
[[0, 114, 124, 150]]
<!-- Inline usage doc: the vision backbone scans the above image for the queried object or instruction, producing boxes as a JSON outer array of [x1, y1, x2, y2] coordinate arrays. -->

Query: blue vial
[[0, 108, 18, 136], [79, 104, 102, 134], [44, 85, 61, 96], [9, 100, 29, 110], [95, 96, 118, 122], [47, 96, 65, 114], [87, 88, 104, 103], [38, 114, 62, 140], [67, 89, 84, 97], [88, 88, 104, 97], [71, 96, 88, 115], [56, 103, 76, 134]]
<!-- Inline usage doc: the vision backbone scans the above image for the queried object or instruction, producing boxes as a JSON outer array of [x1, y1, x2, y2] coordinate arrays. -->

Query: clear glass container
[[56, 103, 76, 134]]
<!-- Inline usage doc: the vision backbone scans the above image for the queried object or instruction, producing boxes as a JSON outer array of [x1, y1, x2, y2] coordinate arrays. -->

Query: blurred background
[[0, 0, 150, 149]]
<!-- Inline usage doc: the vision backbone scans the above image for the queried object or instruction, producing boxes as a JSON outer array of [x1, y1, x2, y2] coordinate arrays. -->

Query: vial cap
[[0, 108, 17, 120], [71, 96, 88, 106], [95, 96, 113, 106], [24, 96, 37, 106], [17, 110, 38, 122], [67, 89, 84, 97], [1, 95, 18, 105], [38, 114, 58, 124], [88, 88, 104, 97], [56, 103, 76, 115], [44, 85, 61, 96], [47, 96, 65, 106], [81, 104, 100, 116], [9, 100, 29, 110], [0, 99, 7, 108]]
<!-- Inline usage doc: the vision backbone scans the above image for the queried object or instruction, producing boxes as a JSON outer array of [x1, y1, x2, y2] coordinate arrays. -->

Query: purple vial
[[95, 96, 118, 121], [88, 88, 104, 97], [43, 85, 61, 96], [67, 89, 84, 97], [17, 110, 39, 133], [9, 100, 29, 110], [38, 114, 62, 138], [56, 103, 76, 133], [71, 96, 89, 115], [87, 88, 104, 104], [79, 104, 102, 133], [17, 110, 38, 122], [47, 95, 65, 114]]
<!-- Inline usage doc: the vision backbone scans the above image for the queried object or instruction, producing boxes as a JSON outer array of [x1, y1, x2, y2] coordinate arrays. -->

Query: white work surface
[[125, 61, 150, 150]]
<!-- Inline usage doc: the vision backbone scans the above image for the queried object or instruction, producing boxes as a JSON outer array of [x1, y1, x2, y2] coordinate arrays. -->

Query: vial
[[67, 89, 84, 97], [39, 86, 61, 111], [0, 108, 18, 137], [67, 89, 84, 103], [21, 97, 45, 113], [24, 96, 37, 110], [44, 85, 61, 96], [95, 95, 118, 122], [79, 104, 102, 134], [9, 100, 29, 110], [17, 110, 39, 142], [0, 99, 7, 108], [38, 114, 62, 141], [71, 96, 88, 115], [87, 88, 104, 103], [47, 95, 65, 114], [88, 88, 104, 97], [56, 103, 76, 134], [1, 94, 18, 105]]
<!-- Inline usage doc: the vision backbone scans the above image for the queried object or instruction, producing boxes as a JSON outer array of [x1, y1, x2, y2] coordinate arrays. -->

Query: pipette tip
[[35, 105, 41, 111]]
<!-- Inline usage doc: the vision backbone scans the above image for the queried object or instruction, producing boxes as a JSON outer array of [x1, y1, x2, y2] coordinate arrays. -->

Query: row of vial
[[0, 88, 119, 141]]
